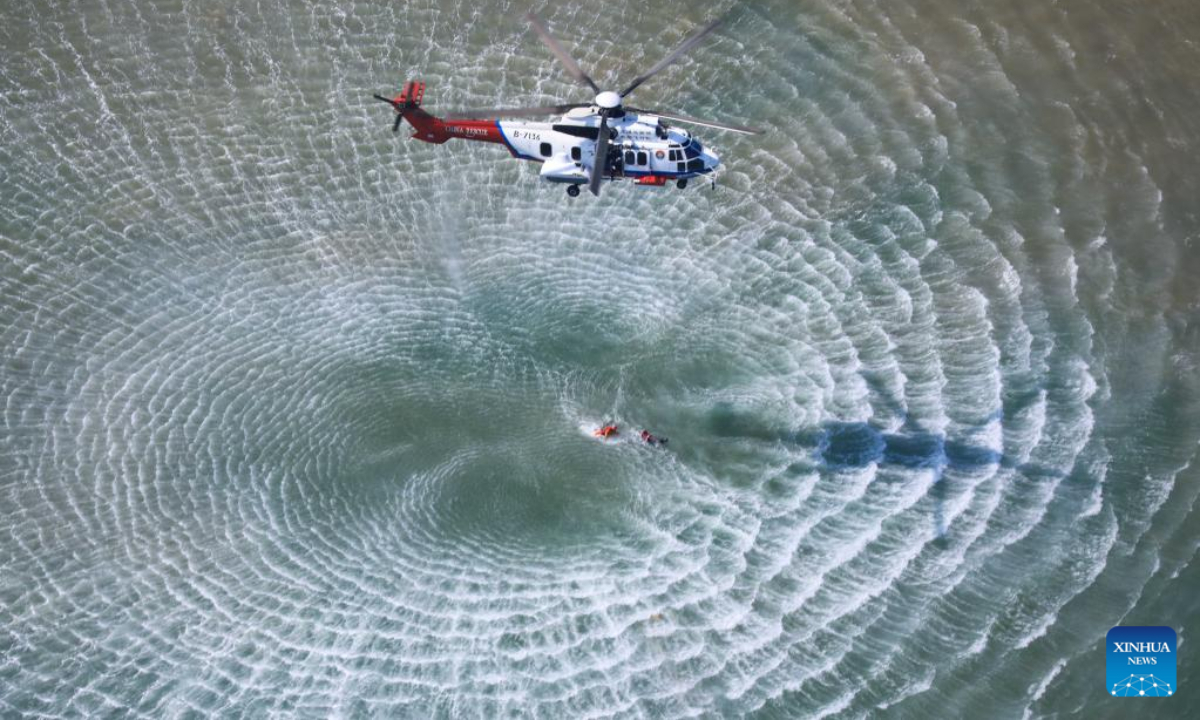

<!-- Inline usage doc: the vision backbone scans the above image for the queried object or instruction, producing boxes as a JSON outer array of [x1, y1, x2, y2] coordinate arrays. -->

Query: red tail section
[[392, 81, 446, 143], [394, 80, 509, 148]]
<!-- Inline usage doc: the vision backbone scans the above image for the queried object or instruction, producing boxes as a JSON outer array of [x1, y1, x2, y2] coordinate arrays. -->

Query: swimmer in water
[[640, 430, 668, 446], [594, 422, 618, 439]]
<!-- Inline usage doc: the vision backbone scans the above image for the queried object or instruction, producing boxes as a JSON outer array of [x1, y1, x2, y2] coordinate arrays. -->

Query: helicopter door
[[624, 149, 649, 171]]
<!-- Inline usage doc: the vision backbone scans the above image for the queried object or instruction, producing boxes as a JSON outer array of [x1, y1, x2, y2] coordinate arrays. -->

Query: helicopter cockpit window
[[540, 142, 552, 158]]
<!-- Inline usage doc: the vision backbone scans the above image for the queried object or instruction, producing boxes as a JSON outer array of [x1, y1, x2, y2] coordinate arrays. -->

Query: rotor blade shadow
[[704, 403, 1069, 539]]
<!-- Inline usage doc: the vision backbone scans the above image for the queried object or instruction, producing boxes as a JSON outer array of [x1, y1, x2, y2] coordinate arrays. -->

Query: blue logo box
[[1106, 626, 1176, 697]]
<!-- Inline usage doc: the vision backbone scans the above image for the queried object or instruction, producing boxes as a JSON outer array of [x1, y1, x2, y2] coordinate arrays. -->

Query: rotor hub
[[594, 91, 622, 110]]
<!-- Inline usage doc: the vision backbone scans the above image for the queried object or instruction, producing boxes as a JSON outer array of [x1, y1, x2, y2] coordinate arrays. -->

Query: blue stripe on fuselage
[[495, 121, 541, 162], [622, 167, 713, 178]]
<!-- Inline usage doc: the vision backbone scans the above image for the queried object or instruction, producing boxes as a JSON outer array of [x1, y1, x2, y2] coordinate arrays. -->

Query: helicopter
[[374, 12, 762, 197]]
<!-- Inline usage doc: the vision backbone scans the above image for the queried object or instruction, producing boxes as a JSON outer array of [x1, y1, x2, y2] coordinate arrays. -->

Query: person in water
[[640, 430, 667, 446], [594, 422, 619, 439]]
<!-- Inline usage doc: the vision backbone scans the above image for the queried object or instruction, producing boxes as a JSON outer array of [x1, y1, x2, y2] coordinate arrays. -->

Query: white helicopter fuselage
[[384, 77, 750, 195], [382, 15, 759, 197], [495, 107, 721, 186]]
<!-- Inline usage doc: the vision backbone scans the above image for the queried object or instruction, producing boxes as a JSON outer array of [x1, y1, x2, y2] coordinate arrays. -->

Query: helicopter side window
[[636, 151, 648, 166], [540, 142, 552, 158], [571, 146, 581, 162], [624, 150, 635, 166]]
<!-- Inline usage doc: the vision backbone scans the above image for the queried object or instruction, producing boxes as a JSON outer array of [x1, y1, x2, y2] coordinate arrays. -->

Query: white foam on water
[[1024, 657, 1067, 713]]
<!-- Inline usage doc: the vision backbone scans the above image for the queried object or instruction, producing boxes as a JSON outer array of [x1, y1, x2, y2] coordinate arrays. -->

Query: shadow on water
[[705, 393, 1066, 539]]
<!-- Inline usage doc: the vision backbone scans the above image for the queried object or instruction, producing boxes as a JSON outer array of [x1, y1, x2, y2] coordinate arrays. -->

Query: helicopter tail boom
[[387, 80, 510, 148]]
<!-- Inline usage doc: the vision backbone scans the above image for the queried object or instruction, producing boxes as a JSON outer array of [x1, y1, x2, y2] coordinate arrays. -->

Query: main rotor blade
[[526, 12, 601, 95], [619, 17, 723, 98], [589, 114, 610, 197], [444, 103, 587, 120], [628, 107, 763, 135]]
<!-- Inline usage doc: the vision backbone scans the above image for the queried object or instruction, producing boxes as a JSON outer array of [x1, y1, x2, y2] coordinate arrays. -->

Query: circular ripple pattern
[[3, 0, 1200, 717]]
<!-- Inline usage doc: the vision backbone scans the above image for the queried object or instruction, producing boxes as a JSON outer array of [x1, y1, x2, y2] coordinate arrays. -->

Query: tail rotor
[[373, 94, 406, 132], [373, 81, 427, 133]]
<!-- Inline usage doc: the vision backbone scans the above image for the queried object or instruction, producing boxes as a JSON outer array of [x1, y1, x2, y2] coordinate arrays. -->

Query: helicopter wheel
[[676, 179, 688, 190], [567, 184, 581, 198]]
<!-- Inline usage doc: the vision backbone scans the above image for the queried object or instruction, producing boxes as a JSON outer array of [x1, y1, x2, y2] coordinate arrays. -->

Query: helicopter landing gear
[[567, 184, 580, 198], [676, 179, 688, 190]]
